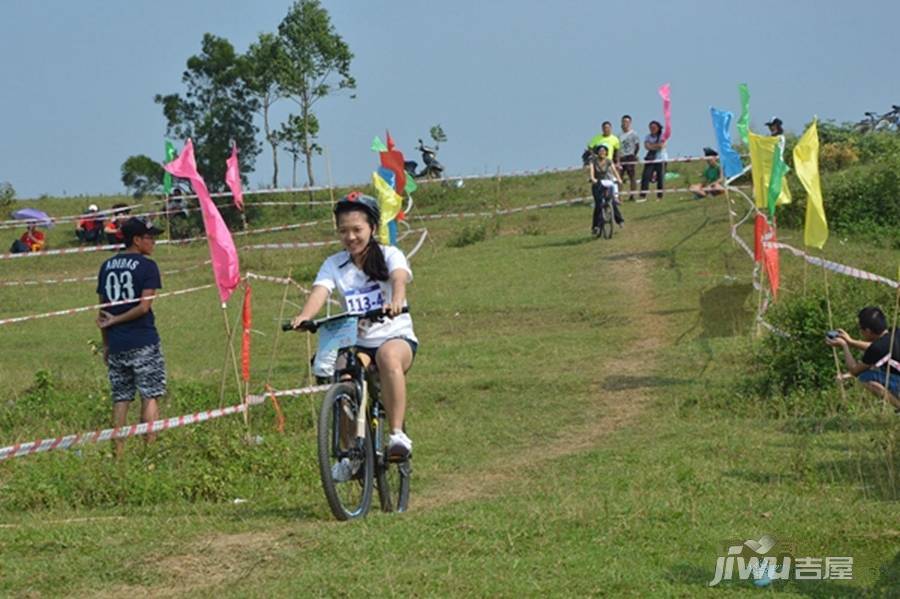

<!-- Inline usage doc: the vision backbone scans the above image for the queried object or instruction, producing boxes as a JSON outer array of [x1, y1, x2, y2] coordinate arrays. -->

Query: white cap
[[88, 204, 99, 212]]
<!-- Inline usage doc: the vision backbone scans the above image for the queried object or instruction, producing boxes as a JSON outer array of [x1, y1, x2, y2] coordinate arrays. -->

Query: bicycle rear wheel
[[317, 382, 375, 520], [601, 201, 614, 239], [375, 417, 411, 513]]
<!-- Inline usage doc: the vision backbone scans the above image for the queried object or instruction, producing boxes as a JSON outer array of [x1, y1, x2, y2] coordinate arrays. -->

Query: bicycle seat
[[864, 111, 877, 117]]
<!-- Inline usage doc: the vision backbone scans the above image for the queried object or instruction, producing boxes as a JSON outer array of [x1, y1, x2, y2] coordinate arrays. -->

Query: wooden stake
[[218, 303, 244, 417], [265, 269, 293, 386]]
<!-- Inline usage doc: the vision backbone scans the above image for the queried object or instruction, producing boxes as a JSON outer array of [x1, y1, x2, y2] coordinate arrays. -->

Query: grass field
[[1, 169, 899, 597]]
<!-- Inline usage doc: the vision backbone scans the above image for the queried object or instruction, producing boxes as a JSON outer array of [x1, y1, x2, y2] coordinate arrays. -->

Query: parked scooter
[[404, 139, 445, 180]]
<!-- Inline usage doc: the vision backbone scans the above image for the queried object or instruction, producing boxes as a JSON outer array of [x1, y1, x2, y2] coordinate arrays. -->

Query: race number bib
[[344, 283, 384, 314], [313, 317, 359, 378]]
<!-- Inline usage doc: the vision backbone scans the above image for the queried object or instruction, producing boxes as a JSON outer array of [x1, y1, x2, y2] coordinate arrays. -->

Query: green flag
[[737, 83, 751, 147], [163, 140, 177, 194], [766, 136, 789, 217], [370, 136, 387, 153], [404, 174, 417, 194]]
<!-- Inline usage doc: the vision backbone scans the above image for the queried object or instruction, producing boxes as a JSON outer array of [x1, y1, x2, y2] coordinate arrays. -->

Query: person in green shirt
[[690, 148, 724, 198], [587, 121, 621, 164]]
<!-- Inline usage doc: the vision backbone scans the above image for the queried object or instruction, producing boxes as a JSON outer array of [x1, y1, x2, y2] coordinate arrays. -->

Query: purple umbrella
[[11, 208, 54, 228]]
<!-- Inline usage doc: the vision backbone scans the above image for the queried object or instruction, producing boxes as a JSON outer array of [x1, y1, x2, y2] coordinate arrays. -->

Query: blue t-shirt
[[96, 252, 162, 354]]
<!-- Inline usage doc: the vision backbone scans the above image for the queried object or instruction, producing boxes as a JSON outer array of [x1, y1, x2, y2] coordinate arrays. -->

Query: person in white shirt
[[291, 193, 418, 464]]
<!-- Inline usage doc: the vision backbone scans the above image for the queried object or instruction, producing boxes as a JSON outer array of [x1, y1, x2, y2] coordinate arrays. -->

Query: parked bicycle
[[853, 105, 900, 134], [283, 308, 411, 520]]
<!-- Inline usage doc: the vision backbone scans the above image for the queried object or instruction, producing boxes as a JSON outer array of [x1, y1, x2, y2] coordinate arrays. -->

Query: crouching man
[[826, 306, 900, 411]]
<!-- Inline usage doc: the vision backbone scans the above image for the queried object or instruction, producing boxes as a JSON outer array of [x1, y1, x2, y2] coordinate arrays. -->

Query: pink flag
[[658, 83, 672, 142], [164, 139, 240, 305], [225, 145, 244, 211]]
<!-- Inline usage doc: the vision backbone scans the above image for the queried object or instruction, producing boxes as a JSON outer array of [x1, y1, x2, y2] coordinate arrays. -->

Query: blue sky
[[1, 0, 897, 199]]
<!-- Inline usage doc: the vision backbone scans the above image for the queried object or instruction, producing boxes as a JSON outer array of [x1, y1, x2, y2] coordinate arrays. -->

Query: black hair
[[602, 121, 612, 127], [622, 114, 632, 121], [336, 206, 389, 281], [858, 306, 887, 334]]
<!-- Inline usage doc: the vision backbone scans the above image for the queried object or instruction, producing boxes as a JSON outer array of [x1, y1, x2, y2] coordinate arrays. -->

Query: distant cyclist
[[589, 144, 624, 234], [291, 193, 418, 467]]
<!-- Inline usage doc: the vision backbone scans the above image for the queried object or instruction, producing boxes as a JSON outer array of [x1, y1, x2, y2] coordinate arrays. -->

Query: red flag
[[164, 139, 240, 305], [380, 130, 406, 195], [225, 145, 244, 211], [754, 214, 767, 262], [241, 283, 252, 382]]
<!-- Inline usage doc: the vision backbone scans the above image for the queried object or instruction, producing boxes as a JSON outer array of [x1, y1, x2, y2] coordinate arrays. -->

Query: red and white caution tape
[[0, 384, 328, 462], [1, 260, 211, 288], [764, 241, 899, 289], [0, 404, 246, 461], [244, 384, 331, 404], [0, 283, 214, 327]]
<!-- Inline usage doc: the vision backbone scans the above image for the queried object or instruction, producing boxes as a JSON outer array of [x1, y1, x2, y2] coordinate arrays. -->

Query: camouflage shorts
[[108, 343, 167, 403]]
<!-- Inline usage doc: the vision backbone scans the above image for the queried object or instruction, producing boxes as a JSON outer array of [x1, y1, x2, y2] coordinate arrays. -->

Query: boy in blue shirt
[[96, 217, 165, 456]]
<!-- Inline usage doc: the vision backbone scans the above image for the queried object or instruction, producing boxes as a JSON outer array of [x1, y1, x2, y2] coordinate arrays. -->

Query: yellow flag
[[793, 121, 828, 249], [371, 172, 403, 244], [748, 132, 791, 210]]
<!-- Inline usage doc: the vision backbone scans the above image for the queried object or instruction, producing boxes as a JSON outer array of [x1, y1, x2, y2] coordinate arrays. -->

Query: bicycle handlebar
[[282, 306, 409, 333]]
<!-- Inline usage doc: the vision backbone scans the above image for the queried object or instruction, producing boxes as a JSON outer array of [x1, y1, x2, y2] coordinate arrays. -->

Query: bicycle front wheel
[[375, 419, 411, 513], [601, 202, 614, 239], [317, 382, 375, 521]]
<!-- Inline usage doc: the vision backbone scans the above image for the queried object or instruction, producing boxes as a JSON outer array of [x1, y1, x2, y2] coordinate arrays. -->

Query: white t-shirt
[[313, 245, 417, 348]]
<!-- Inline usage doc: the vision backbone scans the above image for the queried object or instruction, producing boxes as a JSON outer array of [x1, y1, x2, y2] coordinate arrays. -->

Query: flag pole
[[883, 270, 900, 411], [822, 263, 848, 404]]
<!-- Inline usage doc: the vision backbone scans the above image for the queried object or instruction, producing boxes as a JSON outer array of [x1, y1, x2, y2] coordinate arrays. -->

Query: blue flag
[[710, 107, 744, 179]]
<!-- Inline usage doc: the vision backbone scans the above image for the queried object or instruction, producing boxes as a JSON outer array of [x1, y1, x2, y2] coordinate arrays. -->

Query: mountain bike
[[592, 182, 615, 240], [283, 308, 411, 520]]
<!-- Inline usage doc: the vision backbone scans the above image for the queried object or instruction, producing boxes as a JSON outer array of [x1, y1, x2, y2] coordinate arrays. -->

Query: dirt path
[[103, 253, 670, 597], [415, 255, 667, 510]]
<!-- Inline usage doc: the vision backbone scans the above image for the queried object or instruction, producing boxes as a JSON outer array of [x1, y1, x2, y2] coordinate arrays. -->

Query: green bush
[[780, 154, 900, 235], [744, 280, 895, 416], [447, 220, 497, 248]]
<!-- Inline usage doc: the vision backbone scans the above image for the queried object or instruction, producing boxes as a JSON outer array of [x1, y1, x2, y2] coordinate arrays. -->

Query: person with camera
[[826, 306, 900, 411]]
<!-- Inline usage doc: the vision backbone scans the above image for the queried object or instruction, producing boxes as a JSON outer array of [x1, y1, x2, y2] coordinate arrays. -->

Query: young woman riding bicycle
[[291, 193, 418, 467]]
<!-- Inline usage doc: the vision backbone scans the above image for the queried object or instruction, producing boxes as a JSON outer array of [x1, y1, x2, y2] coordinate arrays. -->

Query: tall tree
[[275, 113, 320, 188], [154, 34, 260, 191], [243, 33, 287, 188], [277, 0, 355, 186], [0, 181, 15, 209], [121, 155, 164, 197]]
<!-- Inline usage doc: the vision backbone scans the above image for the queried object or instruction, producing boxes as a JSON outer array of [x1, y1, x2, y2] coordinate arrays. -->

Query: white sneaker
[[388, 431, 413, 459], [331, 457, 361, 483]]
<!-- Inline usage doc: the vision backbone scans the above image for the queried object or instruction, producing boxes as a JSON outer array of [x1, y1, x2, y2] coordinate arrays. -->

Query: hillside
[[1, 169, 898, 596]]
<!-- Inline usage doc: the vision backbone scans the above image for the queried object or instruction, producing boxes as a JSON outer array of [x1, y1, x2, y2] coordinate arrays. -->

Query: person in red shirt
[[76, 204, 104, 244], [104, 204, 130, 245], [21, 224, 45, 252]]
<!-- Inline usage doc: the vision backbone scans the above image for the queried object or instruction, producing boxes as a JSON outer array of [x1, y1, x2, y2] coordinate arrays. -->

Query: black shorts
[[356, 337, 419, 366]]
